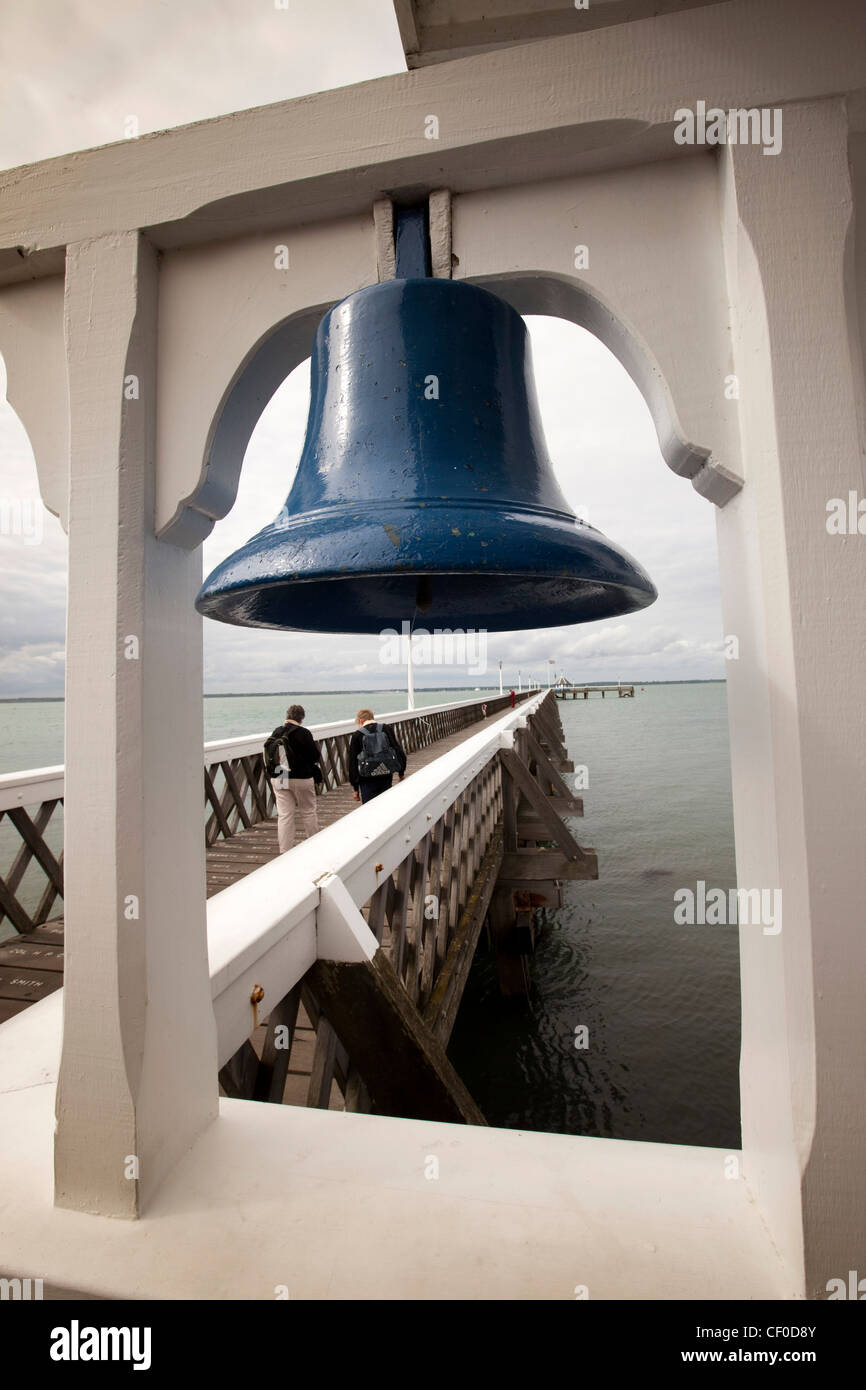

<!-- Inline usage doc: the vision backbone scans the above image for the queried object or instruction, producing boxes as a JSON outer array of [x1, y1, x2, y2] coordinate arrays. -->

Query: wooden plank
[[409, 832, 432, 1006], [12, 919, 64, 944], [306, 1016, 340, 1109], [502, 762, 518, 852], [222, 762, 252, 831], [0, 875, 37, 934], [241, 755, 269, 821], [389, 853, 413, 982], [308, 951, 487, 1125], [6, 805, 64, 894], [367, 879, 389, 944], [0, 966, 64, 1002], [0, 799, 61, 927], [33, 847, 64, 924], [488, 886, 531, 997], [204, 767, 233, 843], [253, 984, 302, 1103], [424, 826, 503, 1044], [498, 849, 598, 882], [0, 997, 32, 1023], [218, 1039, 260, 1098], [0, 940, 63, 970], [343, 1068, 370, 1113]]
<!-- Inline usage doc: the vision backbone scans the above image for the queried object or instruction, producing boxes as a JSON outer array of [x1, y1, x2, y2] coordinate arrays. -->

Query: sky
[[0, 0, 727, 696]]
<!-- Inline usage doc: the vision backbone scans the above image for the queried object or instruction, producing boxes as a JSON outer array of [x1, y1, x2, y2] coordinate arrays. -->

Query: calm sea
[[0, 681, 740, 1149], [450, 681, 740, 1148], [0, 688, 486, 774]]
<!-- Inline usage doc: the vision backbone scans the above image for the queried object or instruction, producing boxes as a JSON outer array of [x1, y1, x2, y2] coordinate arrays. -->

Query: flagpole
[[407, 628, 416, 710]]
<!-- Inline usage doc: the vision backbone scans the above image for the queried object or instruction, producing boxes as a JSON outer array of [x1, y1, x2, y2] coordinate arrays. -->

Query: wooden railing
[[214, 691, 592, 1119], [0, 692, 530, 934], [203, 691, 521, 847]]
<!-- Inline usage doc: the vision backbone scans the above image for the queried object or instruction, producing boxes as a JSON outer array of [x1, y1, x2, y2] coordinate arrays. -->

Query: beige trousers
[[272, 777, 318, 852]]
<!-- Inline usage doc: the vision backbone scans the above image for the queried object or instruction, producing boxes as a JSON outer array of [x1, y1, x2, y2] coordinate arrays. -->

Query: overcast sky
[[0, 0, 726, 696]]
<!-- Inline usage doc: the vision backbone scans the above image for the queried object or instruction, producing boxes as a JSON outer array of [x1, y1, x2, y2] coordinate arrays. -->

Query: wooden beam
[[501, 749, 591, 866], [499, 849, 598, 882], [252, 984, 302, 1103], [549, 794, 583, 815], [218, 1040, 259, 1099], [530, 703, 570, 762], [525, 730, 579, 804], [424, 826, 503, 1044], [308, 951, 487, 1125], [488, 886, 531, 997]]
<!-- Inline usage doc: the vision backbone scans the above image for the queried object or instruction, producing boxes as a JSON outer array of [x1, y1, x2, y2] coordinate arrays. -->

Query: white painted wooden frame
[[0, 0, 864, 1298]]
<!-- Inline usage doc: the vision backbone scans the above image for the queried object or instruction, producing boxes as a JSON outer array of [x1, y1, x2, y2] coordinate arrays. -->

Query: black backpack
[[263, 729, 291, 780], [357, 723, 401, 778], [264, 726, 323, 784]]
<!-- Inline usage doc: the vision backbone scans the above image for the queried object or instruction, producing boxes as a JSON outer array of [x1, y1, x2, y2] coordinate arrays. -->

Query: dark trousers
[[359, 775, 393, 804]]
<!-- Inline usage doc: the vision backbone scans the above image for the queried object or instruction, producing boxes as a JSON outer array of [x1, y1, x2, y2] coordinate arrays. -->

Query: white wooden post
[[54, 231, 218, 1218], [719, 100, 866, 1295]]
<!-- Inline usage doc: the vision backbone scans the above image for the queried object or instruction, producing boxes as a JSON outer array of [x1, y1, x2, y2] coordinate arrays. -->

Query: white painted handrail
[[0, 765, 65, 813]]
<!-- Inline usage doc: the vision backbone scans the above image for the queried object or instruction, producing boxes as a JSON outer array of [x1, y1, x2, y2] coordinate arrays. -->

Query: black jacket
[[270, 723, 322, 780], [348, 722, 407, 788]]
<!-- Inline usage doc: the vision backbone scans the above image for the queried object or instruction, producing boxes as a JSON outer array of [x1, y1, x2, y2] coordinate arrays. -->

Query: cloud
[[0, 0, 406, 169], [0, 7, 727, 698]]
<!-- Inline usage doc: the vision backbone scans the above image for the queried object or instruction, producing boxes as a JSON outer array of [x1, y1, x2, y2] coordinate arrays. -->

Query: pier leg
[[54, 233, 218, 1217], [488, 887, 531, 998]]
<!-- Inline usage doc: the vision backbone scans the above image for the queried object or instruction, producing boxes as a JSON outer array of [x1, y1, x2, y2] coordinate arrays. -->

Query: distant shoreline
[[0, 680, 727, 702]]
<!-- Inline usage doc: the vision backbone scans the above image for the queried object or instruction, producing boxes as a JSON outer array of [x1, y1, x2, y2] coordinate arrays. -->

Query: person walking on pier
[[264, 704, 322, 852], [349, 709, 407, 804]]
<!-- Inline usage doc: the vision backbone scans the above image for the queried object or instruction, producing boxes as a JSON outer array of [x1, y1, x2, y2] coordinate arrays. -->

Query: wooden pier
[[554, 679, 635, 698], [0, 690, 594, 1124]]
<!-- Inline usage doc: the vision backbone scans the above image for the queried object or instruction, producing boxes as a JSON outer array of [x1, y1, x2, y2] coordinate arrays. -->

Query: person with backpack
[[349, 709, 407, 804], [264, 704, 322, 852]]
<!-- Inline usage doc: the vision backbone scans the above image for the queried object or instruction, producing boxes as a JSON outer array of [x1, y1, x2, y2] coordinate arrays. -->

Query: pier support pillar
[[54, 232, 218, 1217]]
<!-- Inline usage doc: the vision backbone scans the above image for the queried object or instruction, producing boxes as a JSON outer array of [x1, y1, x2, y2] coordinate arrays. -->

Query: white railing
[[200, 692, 517, 764], [0, 693, 516, 808], [0, 691, 537, 932], [208, 692, 547, 1068]]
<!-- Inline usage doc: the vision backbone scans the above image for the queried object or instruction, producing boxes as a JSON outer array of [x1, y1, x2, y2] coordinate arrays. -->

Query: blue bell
[[196, 277, 656, 633]]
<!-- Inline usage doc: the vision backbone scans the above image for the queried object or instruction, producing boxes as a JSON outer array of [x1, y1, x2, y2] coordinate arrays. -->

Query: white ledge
[[0, 1085, 795, 1300]]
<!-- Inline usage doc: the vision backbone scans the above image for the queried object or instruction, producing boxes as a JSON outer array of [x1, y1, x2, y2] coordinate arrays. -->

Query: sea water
[[448, 681, 740, 1148]]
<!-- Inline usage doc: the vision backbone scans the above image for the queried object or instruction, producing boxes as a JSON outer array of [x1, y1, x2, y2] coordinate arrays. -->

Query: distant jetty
[[554, 679, 635, 699]]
